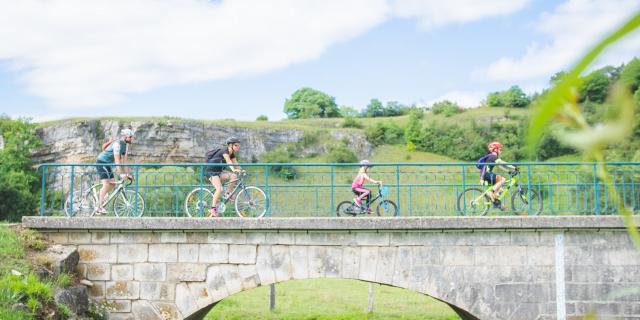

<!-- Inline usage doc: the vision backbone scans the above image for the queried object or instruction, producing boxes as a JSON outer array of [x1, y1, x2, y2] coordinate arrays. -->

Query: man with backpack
[[477, 141, 517, 206], [204, 136, 242, 217], [95, 128, 135, 215]]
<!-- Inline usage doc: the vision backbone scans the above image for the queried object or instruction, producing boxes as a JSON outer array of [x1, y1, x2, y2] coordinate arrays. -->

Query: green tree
[[362, 99, 385, 117], [486, 92, 504, 107], [620, 57, 640, 93], [256, 115, 268, 121], [503, 86, 531, 108], [404, 110, 422, 147], [431, 100, 459, 116], [579, 68, 612, 103], [283, 87, 340, 119], [0, 115, 42, 221], [339, 105, 360, 118]]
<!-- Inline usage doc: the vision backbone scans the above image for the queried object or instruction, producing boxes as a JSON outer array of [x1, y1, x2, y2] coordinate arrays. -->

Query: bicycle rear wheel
[[113, 190, 145, 217], [336, 201, 356, 217], [511, 187, 542, 216], [185, 188, 214, 217], [235, 186, 267, 217], [376, 200, 398, 217], [64, 186, 98, 217], [457, 188, 490, 216]]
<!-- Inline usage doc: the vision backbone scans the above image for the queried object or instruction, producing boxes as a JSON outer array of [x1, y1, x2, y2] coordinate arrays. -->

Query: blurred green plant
[[527, 12, 640, 248]]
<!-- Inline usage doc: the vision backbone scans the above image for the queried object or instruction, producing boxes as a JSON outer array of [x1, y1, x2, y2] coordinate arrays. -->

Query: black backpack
[[204, 148, 223, 163], [475, 153, 492, 170]]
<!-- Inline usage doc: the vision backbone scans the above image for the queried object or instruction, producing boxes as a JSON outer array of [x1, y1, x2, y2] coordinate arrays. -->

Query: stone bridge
[[23, 216, 640, 320]]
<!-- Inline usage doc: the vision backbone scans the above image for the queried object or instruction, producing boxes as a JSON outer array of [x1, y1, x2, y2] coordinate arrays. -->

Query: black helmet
[[225, 137, 240, 145]]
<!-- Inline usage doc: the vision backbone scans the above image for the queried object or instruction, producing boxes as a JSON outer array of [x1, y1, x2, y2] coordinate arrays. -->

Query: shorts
[[482, 171, 498, 184], [205, 165, 224, 179], [96, 163, 114, 180], [352, 188, 371, 203]]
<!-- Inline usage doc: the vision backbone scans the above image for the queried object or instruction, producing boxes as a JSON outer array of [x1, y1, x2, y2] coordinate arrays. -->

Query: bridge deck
[[22, 216, 638, 231]]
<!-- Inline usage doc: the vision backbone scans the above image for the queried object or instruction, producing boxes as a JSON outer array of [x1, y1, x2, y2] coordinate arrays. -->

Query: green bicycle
[[457, 168, 542, 216]]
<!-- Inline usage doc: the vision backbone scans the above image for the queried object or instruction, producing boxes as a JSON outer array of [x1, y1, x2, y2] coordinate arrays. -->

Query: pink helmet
[[360, 159, 371, 167]]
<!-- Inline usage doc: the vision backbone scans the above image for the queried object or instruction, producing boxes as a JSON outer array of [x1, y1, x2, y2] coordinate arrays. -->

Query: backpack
[[101, 138, 114, 151], [475, 153, 493, 170], [205, 148, 223, 163]]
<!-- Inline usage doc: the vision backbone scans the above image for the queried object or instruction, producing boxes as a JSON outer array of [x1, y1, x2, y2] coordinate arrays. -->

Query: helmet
[[360, 159, 371, 167], [487, 141, 503, 152], [121, 128, 135, 138], [225, 136, 240, 145]]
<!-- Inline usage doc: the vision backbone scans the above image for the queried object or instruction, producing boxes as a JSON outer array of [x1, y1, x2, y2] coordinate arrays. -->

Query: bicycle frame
[[481, 171, 520, 202]]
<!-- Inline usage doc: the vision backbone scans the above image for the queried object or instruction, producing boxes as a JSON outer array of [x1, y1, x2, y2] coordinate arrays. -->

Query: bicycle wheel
[[511, 187, 542, 216], [235, 186, 267, 218], [336, 201, 356, 217], [457, 188, 490, 216], [64, 186, 98, 217], [185, 188, 214, 217], [113, 190, 145, 217], [376, 200, 398, 217]]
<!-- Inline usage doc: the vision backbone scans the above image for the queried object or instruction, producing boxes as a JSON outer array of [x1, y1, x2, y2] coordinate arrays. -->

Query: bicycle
[[64, 177, 145, 217], [456, 168, 542, 216], [184, 170, 268, 218], [336, 184, 398, 217]]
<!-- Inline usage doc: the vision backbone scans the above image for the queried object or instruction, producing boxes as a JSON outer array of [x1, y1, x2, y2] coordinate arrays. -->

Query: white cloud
[[392, 0, 531, 30], [427, 90, 485, 108], [482, 0, 640, 82], [0, 0, 389, 109]]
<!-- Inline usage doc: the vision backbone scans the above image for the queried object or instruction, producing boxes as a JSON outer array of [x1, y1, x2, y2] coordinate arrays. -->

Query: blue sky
[[0, 0, 639, 122]]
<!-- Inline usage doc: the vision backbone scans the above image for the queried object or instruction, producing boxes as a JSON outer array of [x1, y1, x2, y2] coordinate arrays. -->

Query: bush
[[327, 142, 358, 163], [341, 116, 363, 128], [256, 115, 268, 121], [260, 148, 297, 181], [431, 100, 459, 117], [365, 121, 404, 146]]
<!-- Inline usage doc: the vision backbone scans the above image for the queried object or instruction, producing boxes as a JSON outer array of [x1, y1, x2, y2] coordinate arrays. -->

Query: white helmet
[[121, 128, 135, 138]]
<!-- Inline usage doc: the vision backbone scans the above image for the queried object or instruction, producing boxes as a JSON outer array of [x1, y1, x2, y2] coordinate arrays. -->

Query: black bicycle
[[336, 185, 398, 217]]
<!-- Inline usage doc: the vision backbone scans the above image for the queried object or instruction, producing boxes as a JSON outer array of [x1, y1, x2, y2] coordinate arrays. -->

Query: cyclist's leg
[[353, 187, 370, 207], [209, 174, 223, 217], [220, 172, 237, 198], [96, 164, 115, 212]]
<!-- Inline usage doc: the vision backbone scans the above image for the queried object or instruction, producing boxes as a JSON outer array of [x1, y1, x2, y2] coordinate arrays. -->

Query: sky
[[0, 0, 639, 122]]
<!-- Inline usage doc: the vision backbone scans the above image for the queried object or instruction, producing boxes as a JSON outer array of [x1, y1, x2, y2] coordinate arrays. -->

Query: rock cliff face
[[32, 119, 372, 164]]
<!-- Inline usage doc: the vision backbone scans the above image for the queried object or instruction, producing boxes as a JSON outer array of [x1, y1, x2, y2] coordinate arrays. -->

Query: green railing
[[36, 162, 640, 217]]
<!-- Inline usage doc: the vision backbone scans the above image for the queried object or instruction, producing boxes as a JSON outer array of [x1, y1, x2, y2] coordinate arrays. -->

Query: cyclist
[[351, 160, 382, 213], [478, 141, 517, 206], [95, 128, 135, 214], [205, 137, 242, 217]]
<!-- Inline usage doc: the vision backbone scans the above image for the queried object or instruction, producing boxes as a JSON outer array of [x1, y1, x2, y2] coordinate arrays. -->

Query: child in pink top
[[352, 160, 382, 211]]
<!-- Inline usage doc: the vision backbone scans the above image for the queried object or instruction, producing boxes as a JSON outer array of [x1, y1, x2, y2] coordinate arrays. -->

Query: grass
[[206, 278, 460, 320]]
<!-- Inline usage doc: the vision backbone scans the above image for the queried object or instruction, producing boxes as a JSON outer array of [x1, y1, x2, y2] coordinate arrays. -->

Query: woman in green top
[[95, 129, 135, 214]]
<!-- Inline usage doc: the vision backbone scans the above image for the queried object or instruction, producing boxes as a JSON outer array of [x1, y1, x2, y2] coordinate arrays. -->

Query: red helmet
[[487, 141, 503, 152]]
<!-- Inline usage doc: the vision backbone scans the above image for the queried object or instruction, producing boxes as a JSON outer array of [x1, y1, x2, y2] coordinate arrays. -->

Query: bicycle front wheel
[[376, 200, 398, 217], [511, 187, 542, 216], [113, 190, 145, 217], [235, 186, 267, 218], [185, 188, 214, 217], [457, 188, 490, 216]]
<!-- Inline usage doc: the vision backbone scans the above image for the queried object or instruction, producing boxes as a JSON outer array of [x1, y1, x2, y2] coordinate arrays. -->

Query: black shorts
[[96, 163, 114, 180], [483, 171, 498, 184], [205, 166, 224, 179]]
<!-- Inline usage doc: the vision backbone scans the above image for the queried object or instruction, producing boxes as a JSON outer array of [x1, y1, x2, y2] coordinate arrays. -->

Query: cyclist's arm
[[495, 159, 517, 171], [223, 154, 240, 172], [112, 143, 130, 178], [363, 173, 381, 185]]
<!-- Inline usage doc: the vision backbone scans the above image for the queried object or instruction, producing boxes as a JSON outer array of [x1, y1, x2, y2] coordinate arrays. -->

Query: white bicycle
[[64, 177, 145, 217]]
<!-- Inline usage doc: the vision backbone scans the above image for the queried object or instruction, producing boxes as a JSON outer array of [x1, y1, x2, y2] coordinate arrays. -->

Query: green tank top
[[97, 140, 127, 163]]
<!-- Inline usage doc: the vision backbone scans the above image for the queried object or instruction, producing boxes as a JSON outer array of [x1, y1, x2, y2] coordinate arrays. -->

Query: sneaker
[[95, 207, 107, 215], [207, 207, 219, 218], [366, 207, 373, 214]]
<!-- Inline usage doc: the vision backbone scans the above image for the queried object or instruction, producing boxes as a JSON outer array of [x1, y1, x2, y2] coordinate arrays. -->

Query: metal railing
[[36, 162, 640, 217]]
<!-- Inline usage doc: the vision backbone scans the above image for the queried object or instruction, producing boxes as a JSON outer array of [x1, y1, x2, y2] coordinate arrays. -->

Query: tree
[[339, 105, 360, 118], [503, 86, 530, 108], [362, 99, 385, 117], [404, 110, 422, 147], [579, 69, 612, 103], [486, 92, 504, 107], [620, 58, 640, 93], [431, 100, 459, 116], [256, 115, 268, 121], [0, 115, 42, 221], [283, 87, 340, 119]]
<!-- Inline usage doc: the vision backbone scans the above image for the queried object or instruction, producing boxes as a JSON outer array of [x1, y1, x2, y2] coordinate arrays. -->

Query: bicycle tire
[[235, 186, 267, 218], [376, 200, 398, 217], [113, 190, 145, 217], [457, 188, 490, 216], [185, 188, 214, 217], [511, 187, 542, 216], [336, 201, 356, 217]]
